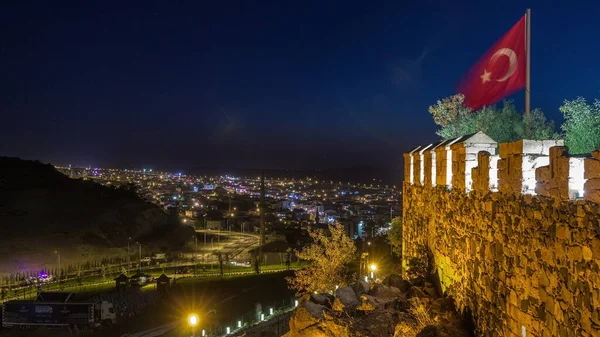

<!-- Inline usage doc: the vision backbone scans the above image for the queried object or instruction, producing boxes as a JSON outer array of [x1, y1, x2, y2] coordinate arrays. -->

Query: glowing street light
[[188, 313, 199, 326], [370, 264, 377, 272]]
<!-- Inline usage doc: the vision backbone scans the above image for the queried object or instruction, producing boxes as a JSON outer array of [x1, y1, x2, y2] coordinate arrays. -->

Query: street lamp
[[128, 237, 131, 271], [136, 242, 142, 270], [54, 251, 60, 281], [188, 313, 199, 337], [188, 313, 199, 326], [193, 235, 198, 261]]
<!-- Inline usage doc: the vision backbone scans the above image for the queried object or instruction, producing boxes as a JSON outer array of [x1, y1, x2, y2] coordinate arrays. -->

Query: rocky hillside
[[0, 157, 192, 272], [284, 275, 472, 337]]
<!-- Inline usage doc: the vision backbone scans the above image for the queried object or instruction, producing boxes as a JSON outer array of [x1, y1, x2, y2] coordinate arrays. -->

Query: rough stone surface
[[335, 286, 359, 308], [402, 183, 600, 337], [383, 273, 405, 289], [288, 299, 323, 332], [370, 284, 402, 299], [286, 285, 470, 337], [310, 293, 333, 306], [351, 280, 370, 296]]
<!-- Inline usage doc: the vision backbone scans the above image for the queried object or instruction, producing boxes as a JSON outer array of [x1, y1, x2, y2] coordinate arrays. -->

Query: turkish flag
[[458, 15, 526, 110]]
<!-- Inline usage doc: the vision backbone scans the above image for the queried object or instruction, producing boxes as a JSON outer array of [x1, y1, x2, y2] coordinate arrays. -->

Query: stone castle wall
[[403, 138, 600, 337]]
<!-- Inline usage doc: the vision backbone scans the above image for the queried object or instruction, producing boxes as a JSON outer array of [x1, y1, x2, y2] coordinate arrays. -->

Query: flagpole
[[525, 8, 531, 116]]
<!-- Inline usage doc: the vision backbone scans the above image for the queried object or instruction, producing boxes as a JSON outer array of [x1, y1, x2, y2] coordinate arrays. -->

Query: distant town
[[57, 166, 400, 239]]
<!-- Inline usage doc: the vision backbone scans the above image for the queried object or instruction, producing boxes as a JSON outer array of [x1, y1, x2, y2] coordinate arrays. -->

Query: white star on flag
[[480, 69, 491, 84]]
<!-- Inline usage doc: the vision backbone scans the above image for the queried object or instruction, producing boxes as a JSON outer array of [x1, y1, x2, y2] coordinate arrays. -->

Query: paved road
[[190, 230, 260, 263]]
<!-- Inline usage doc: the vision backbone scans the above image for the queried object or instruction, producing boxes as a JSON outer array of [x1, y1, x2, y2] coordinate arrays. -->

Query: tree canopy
[[388, 217, 402, 257], [286, 223, 356, 295], [429, 94, 557, 143], [559, 97, 600, 154]]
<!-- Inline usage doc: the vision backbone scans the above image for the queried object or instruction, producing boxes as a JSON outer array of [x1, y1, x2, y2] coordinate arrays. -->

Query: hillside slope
[[0, 157, 191, 272]]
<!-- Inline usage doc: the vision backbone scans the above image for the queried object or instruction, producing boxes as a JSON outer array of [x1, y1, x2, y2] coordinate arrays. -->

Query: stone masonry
[[403, 137, 600, 337]]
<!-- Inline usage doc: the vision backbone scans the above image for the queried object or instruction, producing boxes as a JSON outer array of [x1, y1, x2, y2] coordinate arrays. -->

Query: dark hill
[[0, 157, 193, 272]]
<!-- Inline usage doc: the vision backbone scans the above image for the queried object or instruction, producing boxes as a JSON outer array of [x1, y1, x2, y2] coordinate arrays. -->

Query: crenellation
[[535, 146, 570, 200], [471, 151, 491, 194], [403, 184, 600, 336], [402, 134, 600, 337], [404, 135, 600, 203], [584, 150, 600, 204]]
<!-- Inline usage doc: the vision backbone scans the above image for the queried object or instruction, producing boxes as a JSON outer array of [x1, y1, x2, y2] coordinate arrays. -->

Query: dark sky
[[2, 1, 600, 171]]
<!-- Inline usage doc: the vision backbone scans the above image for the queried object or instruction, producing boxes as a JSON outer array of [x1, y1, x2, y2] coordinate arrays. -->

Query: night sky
[[2, 1, 600, 171]]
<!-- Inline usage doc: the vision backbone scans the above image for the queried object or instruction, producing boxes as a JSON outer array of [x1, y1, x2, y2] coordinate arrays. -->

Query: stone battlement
[[404, 132, 600, 203], [402, 132, 600, 336]]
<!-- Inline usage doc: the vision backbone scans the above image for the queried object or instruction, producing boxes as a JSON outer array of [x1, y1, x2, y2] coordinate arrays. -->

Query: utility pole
[[260, 171, 266, 246], [128, 237, 131, 271], [525, 8, 531, 115], [54, 251, 60, 281], [136, 242, 141, 271]]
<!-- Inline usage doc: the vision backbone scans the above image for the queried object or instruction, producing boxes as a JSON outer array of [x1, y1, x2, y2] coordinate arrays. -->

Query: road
[[190, 230, 260, 264]]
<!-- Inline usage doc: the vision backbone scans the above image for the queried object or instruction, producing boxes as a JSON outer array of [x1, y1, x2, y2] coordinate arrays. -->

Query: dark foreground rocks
[[284, 275, 471, 337]]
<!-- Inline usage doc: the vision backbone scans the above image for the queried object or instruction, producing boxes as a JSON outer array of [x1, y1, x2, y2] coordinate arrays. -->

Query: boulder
[[353, 309, 399, 336], [335, 287, 359, 307], [410, 286, 433, 299], [288, 300, 323, 333], [423, 286, 437, 298], [370, 284, 402, 299], [386, 297, 410, 311], [310, 293, 333, 306], [383, 273, 406, 289], [397, 280, 412, 293], [351, 280, 370, 295], [332, 298, 345, 312], [430, 297, 457, 313], [417, 325, 450, 337]]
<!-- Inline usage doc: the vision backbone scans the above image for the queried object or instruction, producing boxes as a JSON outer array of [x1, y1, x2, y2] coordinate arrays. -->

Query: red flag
[[458, 16, 526, 110]]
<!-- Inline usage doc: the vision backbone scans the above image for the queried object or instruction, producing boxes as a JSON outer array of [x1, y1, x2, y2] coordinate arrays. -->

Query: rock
[[354, 309, 399, 336], [351, 280, 370, 295], [303, 299, 325, 319], [430, 297, 457, 313], [383, 273, 404, 288], [335, 287, 359, 307], [410, 286, 433, 299], [332, 298, 345, 312], [356, 299, 375, 313], [423, 285, 437, 298], [288, 300, 323, 332], [417, 325, 449, 337], [310, 293, 332, 306], [386, 297, 411, 311], [397, 280, 412, 293], [370, 284, 402, 299]]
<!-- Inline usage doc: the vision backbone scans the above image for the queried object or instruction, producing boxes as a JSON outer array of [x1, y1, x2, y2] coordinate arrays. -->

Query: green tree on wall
[[429, 94, 557, 142], [559, 97, 600, 154]]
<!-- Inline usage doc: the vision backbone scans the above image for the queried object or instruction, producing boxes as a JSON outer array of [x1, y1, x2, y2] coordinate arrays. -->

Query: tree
[[251, 250, 261, 274], [521, 108, 558, 140], [213, 252, 224, 278], [286, 223, 356, 295], [429, 96, 557, 142], [388, 217, 402, 257], [428, 94, 471, 127], [559, 97, 600, 154]]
